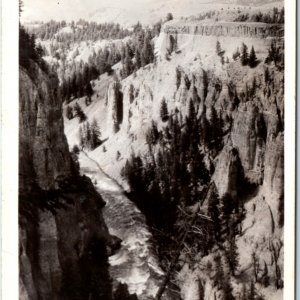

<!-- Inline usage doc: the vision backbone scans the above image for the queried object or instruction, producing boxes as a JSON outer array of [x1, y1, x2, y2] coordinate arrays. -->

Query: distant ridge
[[22, 0, 283, 26]]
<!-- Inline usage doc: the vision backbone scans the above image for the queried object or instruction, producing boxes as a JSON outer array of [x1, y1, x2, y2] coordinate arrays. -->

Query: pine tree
[[166, 13, 174, 21], [85, 81, 93, 99], [20, 25, 46, 70], [251, 251, 259, 283], [249, 281, 256, 300], [207, 186, 221, 241], [219, 193, 234, 237], [71, 73, 78, 98], [35, 43, 44, 60], [142, 32, 154, 66], [264, 67, 270, 84], [216, 41, 222, 55], [202, 70, 209, 99], [29, 34, 37, 59], [226, 235, 239, 275], [61, 78, 67, 101], [85, 121, 91, 148], [120, 45, 126, 64], [265, 39, 280, 65], [214, 254, 224, 289], [72, 144, 80, 155], [222, 271, 234, 300], [135, 48, 141, 70], [160, 98, 169, 122], [112, 80, 123, 132], [74, 102, 87, 123], [90, 119, 101, 149], [198, 114, 208, 147], [198, 279, 205, 300], [176, 67, 181, 89], [150, 121, 160, 144], [65, 78, 71, 101], [66, 105, 74, 120], [122, 47, 134, 78], [70, 145, 80, 173], [114, 283, 138, 300], [126, 43, 134, 58], [188, 99, 197, 121], [241, 43, 249, 66], [248, 46, 257, 68], [19, 0, 23, 16], [208, 106, 223, 151], [76, 72, 84, 97], [221, 55, 225, 65]]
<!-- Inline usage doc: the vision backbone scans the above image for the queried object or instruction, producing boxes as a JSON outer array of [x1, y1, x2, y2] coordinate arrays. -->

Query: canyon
[[19, 11, 285, 300]]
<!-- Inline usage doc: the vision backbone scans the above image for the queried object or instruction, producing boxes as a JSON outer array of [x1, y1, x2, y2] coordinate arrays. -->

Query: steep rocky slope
[[64, 20, 284, 300], [19, 63, 118, 300]]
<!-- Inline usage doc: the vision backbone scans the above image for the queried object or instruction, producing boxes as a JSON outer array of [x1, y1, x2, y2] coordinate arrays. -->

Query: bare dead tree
[[251, 251, 259, 282], [154, 183, 212, 300]]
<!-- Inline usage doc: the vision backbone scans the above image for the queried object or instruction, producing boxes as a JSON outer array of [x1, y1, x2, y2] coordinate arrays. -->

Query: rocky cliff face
[[164, 21, 284, 38], [156, 21, 283, 68], [19, 66, 73, 192], [19, 64, 115, 300]]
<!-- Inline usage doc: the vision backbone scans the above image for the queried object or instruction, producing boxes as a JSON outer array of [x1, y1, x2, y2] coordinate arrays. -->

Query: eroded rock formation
[[19, 64, 115, 300], [164, 21, 284, 38]]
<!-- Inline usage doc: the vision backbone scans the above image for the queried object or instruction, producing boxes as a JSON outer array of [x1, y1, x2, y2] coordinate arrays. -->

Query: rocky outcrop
[[19, 64, 115, 300], [157, 21, 283, 62], [231, 102, 266, 184], [106, 81, 123, 134], [19, 67, 73, 192], [164, 21, 284, 38], [212, 140, 242, 199], [262, 132, 284, 221]]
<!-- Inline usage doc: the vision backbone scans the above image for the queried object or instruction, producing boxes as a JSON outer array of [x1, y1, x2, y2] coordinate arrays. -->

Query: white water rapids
[[78, 152, 167, 299]]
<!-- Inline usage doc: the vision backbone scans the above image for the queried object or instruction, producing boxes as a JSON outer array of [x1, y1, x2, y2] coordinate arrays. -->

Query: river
[[78, 152, 173, 300]]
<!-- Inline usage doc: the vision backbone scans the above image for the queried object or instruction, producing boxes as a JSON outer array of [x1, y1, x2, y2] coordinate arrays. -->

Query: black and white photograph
[[3, 0, 294, 299]]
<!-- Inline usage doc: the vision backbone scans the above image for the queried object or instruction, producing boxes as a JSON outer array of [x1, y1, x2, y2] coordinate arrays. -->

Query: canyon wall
[[19, 64, 114, 300], [62, 19, 284, 299], [164, 21, 284, 38]]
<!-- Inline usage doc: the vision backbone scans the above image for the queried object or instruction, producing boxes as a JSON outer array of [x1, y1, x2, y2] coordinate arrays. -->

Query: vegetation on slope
[[120, 43, 284, 297]]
